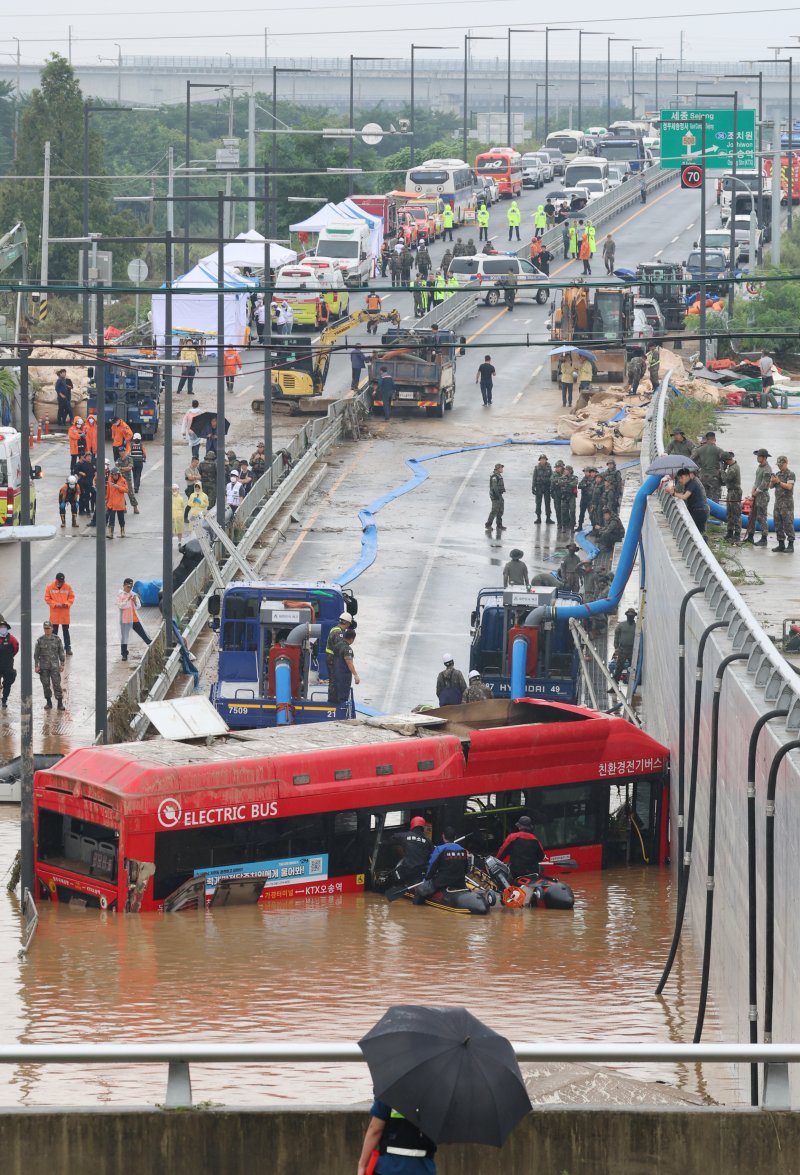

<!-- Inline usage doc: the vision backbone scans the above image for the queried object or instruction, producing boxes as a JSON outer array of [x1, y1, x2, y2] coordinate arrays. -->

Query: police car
[[446, 254, 550, 306]]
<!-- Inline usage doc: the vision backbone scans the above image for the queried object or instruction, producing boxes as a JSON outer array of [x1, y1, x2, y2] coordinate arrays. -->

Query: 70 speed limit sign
[[681, 163, 704, 190]]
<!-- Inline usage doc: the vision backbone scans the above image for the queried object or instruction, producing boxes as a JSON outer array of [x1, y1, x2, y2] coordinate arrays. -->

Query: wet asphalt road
[[0, 174, 725, 745]]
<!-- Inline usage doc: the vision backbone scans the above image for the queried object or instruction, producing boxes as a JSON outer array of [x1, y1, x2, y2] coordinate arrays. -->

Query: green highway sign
[[660, 108, 757, 171]]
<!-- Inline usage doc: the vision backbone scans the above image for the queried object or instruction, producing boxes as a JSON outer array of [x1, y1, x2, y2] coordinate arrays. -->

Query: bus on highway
[[474, 149, 523, 198], [597, 135, 648, 173], [404, 158, 476, 222], [564, 156, 610, 189], [33, 700, 670, 912], [545, 129, 588, 161]]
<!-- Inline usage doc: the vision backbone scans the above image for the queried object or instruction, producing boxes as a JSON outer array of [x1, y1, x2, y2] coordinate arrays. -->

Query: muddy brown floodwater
[[0, 808, 738, 1106]]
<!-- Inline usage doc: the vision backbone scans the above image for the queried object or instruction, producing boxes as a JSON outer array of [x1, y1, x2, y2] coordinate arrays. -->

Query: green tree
[[0, 81, 15, 176], [0, 54, 140, 282]]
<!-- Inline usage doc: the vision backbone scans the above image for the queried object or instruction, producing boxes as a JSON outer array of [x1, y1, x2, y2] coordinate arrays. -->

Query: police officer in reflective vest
[[358, 1101, 437, 1175], [477, 203, 490, 242], [441, 203, 454, 242]]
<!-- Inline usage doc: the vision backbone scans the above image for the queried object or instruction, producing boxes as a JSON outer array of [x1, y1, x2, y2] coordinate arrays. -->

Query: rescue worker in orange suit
[[366, 290, 382, 335], [111, 416, 133, 463], [391, 816, 433, 888], [495, 815, 545, 880]]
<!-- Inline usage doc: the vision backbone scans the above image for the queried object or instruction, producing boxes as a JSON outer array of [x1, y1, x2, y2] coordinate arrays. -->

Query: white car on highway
[[581, 179, 609, 201], [447, 254, 550, 305]]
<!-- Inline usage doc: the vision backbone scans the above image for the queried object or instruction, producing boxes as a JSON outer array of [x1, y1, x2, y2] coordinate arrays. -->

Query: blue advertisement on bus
[[194, 854, 329, 895]]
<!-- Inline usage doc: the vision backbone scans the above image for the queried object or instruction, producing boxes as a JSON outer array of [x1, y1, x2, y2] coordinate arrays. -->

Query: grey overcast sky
[[0, 0, 798, 64]]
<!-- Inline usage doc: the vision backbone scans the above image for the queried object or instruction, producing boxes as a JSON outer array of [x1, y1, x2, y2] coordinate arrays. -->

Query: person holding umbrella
[[358, 1101, 437, 1175]]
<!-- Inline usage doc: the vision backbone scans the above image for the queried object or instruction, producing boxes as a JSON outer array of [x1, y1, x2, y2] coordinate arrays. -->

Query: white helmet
[[67, 475, 77, 486], [133, 432, 141, 440], [73, 416, 83, 425]]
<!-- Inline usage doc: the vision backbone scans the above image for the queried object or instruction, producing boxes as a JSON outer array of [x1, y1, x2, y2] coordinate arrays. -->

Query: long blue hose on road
[[337, 437, 571, 586]]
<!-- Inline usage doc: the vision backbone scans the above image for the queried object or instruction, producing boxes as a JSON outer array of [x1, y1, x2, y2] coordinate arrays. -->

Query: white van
[[273, 261, 350, 328], [313, 222, 372, 287], [564, 156, 610, 189], [0, 427, 37, 526]]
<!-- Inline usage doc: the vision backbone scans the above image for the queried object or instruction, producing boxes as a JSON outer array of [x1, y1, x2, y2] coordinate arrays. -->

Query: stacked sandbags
[[30, 346, 92, 424]]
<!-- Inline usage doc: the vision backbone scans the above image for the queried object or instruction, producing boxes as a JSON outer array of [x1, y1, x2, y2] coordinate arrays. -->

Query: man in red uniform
[[495, 816, 545, 880]]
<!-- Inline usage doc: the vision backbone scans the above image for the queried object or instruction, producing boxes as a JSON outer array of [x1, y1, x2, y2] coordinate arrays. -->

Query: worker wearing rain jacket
[[534, 204, 547, 237], [568, 221, 577, 258], [477, 203, 490, 242], [507, 200, 521, 241], [442, 203, 454, 241]]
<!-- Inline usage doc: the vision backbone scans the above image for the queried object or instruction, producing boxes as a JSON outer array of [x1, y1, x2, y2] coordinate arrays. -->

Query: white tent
[[199, 230, 296, 272], [290, 200, 383, 259], [151, 261, 257, 353]]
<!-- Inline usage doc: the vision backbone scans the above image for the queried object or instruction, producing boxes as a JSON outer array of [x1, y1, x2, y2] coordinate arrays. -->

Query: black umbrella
[[645, 454, 699, 476], [190, 410, 230, 438], [358, 1005, 531, 1147]]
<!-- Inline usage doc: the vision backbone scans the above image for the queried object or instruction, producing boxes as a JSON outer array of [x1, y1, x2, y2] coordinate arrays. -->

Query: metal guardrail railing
[[645, 375, 800, 731], [0, 1040, 794, 1108], [120, 387, 370, 740]]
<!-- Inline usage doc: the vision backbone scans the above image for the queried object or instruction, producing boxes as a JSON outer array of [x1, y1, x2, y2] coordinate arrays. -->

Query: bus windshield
[[476, 157, 512, 175], [547, 136, 579, 157], [599, 140, 641, 162], [409, 168, 448, 186]]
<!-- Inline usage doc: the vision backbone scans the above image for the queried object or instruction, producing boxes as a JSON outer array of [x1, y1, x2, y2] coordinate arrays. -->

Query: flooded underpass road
[[0, 809, 737, 1107]]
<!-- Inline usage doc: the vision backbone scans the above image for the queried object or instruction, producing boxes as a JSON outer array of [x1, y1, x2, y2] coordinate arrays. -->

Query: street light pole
[[765, 51, 795, 229], [463, 35, 503, 161], [545, 28, 569, 141], [699, 89, 740, 315], [607, 38, 636, 129], [411, 46, 452, 166], [727, 70, 764, 226], [350, 56, 387, 195], [577, 31, 607, 133], [272, 66, 311, 237], [632, 47, 661, 120]]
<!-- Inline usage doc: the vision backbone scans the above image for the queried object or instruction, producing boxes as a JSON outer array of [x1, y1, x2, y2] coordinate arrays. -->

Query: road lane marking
[[671, 235, 680, 243], [686, 222, 695, 230], [274, 443, 373, 578], [513, 391, 523, 403], [532, 364, 543, 378], [235, 381, 255, 399], [382, 447, 486, 712], [550, 180, 679, 279], [466, 306, 508, 343], [654, 250, 663, 258]]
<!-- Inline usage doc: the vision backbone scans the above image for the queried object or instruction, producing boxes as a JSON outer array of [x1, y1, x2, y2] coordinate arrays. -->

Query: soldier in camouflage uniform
[[667, 427, 693, 458], [33, 620, 65, 710], [117, 447, 140, 515], [559, 543, 583, 592], [462, 669, 494, 703], [485, 462, 506, 532], [603, 459, 623, 514], [691, 430, 725, 503], [770, 455, 796, 552], [550, 460, 566, 529], [199, 451, 217, 508], [562, 465, 578, 531], [590, 508, 626, 569], [531, 455, 553, 523], [721, 451, 742, 542], [745, 448, 773, 545], [577, 466, 595, 530], [589, 470, 607, 526]]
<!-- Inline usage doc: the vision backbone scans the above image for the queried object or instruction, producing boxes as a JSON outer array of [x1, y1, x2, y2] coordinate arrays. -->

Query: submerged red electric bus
[[33, 700, 670, 913]]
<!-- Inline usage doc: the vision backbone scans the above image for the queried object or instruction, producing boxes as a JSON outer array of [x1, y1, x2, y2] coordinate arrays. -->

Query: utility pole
[[95, 291, 108, 743], [263, 165, 273, 476], [247, 89, 256, 232], [39, 141, 50, 324], [19, 357, 33, 895], [162, 231, 174, 651], [216, 191, 226, 528]]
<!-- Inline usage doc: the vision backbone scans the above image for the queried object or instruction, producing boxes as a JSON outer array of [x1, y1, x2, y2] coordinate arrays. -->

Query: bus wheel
[[485, 289, 500, 307]]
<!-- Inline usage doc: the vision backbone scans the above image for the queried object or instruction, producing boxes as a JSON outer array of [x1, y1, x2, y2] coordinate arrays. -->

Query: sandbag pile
[[30, 345, 92, 423]]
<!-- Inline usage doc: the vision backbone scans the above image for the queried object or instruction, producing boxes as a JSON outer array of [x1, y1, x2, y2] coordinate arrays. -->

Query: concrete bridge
[[0, 56, 790, 128]]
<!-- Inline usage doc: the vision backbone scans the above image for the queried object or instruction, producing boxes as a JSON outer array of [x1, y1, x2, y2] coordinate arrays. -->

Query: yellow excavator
[[549, 285, 635, 383], [252, 309, 401, 416]]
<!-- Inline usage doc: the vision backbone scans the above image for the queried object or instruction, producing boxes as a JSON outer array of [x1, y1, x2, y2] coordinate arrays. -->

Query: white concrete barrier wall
[[641, 501, 800, 1105]]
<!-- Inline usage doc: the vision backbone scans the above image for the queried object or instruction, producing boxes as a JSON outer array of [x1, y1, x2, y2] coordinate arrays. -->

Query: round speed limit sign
[[681, 164, 704, 190]]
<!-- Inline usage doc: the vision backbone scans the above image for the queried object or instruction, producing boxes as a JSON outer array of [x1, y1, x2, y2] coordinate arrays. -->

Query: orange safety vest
[[366, 293, 381, 313], [111, 419, 133, 449]]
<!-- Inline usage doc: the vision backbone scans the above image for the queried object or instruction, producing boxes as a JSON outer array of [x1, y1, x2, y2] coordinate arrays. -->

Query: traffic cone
[[36, 419, 42, 442], [29, 425, 33, 449], [44, 418, 50, 436]]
